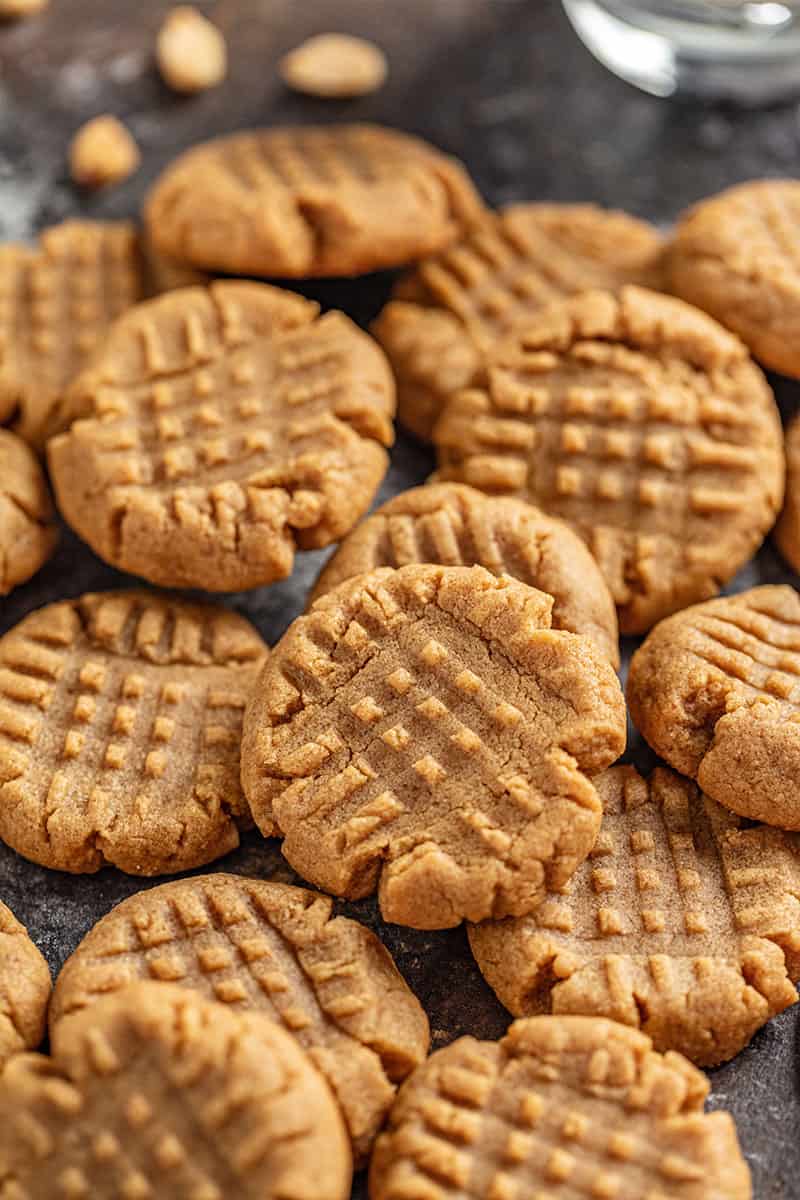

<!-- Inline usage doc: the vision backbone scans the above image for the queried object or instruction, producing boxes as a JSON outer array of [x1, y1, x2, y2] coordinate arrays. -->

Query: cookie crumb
[[157, 6, 227, 94], [281, 33, 387, 98], [69, 115, 140, 189]]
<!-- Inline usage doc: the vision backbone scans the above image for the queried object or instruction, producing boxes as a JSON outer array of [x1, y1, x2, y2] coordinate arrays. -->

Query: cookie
[[373, 203, 665, 441], [242, 564, 626, 930], [0, 590, 267, 874], [0, 429, 57, 594], [144, 124, 483, 278], [435, 286, 784, 634], [470, 765, 800, 1067], [0, 899, 50, 1068], [47, 281, 395, 591], [369, 1015, 751, 1200], [309, 483, 619, 666], [50, 874, 429, 1160], [774, 412, 800, 573], [668, 179, 800, 380], [628, 585, 800, 830], [0, 981, 352, 1200]]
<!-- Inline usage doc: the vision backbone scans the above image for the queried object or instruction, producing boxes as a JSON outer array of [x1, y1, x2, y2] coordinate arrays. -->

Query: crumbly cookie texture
[[775, 412, 800, 573], [369, 1015, 751, 1200], [144, 124, 483, 278], [242, 563, 626, 930], [628, 585, 800, 830], [50, 875, 429, 1162], [0, 982, 352, 1200], [668, 179, 800, 380], [0, 429, 57, 594], [0, 590, 267, 875], [0, 899, 51, 1067], [435, 286, 784, 634], [310, 483, 619, 666], [157, 6, 227, 94], [373, 203, 665, 441], [69, 115, 141, 189], [47, 281, 395, 591], [281, 34, 388, 98], [469, 764, 800, 1067]]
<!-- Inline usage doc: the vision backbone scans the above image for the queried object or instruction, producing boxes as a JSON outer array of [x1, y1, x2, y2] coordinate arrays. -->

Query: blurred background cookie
[[0, 428, 57, 594]]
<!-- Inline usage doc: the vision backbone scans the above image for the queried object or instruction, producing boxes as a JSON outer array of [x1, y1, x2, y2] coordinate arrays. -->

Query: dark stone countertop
[[1, 1, 799, 1194]]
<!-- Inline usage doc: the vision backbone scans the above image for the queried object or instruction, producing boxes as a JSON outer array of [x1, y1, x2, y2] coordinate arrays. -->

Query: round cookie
[[374, 203, 665, 441], [0, 428, 57, 594], [0, 899, 51, 1067], [369, 1015, 751, 1200], [47, 281, 395, 591], [774, 412, 800, 573], [242, 564, 626, 930], [310, 483, 619, 666], [0, 590, 267, 875], [144, 124, 483, 278], [50, 875, 430, 1161], [0, 982, 351, 1200], [628, 585, 800, 830], [668, 179, 800, 380], [435, 286, 784, 634], [469, 764, 800, 1067]]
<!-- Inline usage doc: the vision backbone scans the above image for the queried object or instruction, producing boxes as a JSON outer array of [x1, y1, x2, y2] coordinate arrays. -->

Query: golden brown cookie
[[369, 1015, 751, 1200], [242, 564, 626, 930], [469, 765, 800, 1067], [0, 428, 57, 594], [50, 875, 429, 1161], [310, 483, 619, 666], [435, 286, 784, 634], [373, 203, 665, 441], [628, 585, 800, 831], [0, 590, 267, 875], [47, 281, 395, 591], [668, 179, 800, 380], [144, 124, 483, 278], [0, 899, 50, 1067], [0, 981, 352, 1200], [775, 412, 800, 572]]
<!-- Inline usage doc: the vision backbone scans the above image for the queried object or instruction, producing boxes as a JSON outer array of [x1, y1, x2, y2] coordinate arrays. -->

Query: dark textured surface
[[1, 0, 799, 1194]]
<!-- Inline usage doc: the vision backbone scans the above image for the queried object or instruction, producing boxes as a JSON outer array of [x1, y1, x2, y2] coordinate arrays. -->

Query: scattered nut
[[157, 6, 227, 94], [0, 0, 49, 17], [69, 116, 141, 189], [280, 33, 388, 99]]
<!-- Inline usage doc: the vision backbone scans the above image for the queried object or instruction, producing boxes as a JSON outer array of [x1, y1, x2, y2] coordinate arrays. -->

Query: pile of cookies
[[2, 123, 800, 1197]]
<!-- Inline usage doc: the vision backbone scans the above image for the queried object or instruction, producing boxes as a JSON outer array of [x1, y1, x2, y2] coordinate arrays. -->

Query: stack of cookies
[[3, 122, 800, 1198]]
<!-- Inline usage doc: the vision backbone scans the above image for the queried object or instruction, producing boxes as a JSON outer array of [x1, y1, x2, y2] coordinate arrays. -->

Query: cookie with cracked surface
[[144, 124, 483, 279], [0, 590, 267, 875], [373, 203, 665, 442], [50, 874, 429, 1161], [47, 281, 395, 591], [0, 899, 50, 1068], [0, 981, 352, 1200], [0, 429, 57, 594], [469, 764, 800, 1067], [309, 483, 619, 667], [774, 412, 800, 573], [435, 286, 784, 634], [628, 585, 800, 830], [369, 1015, 751, 1200], [668, 179, 800, 380], [242, 563, 626, 930]]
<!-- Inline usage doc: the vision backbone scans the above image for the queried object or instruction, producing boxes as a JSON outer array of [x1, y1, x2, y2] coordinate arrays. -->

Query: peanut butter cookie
[[48, 281, 395, 591], [0, 429, 57, 594], [369, 1015, 751, 1200], [470, 765, 800, 1067], [373, 203, 664, 441], [435, 287, 784, 633], [242, 564, 626, 930], [628, 585, 800, 829], [310, 483, 619, 666], [50, 875, 429, 1161], [0, 899, 50, 1067], [0, 591, 267, 874], [669, 179, 800, 380], [775, 412, 800, 573], [144, 124, 483, 278], [0, 982, 352, 1200]]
